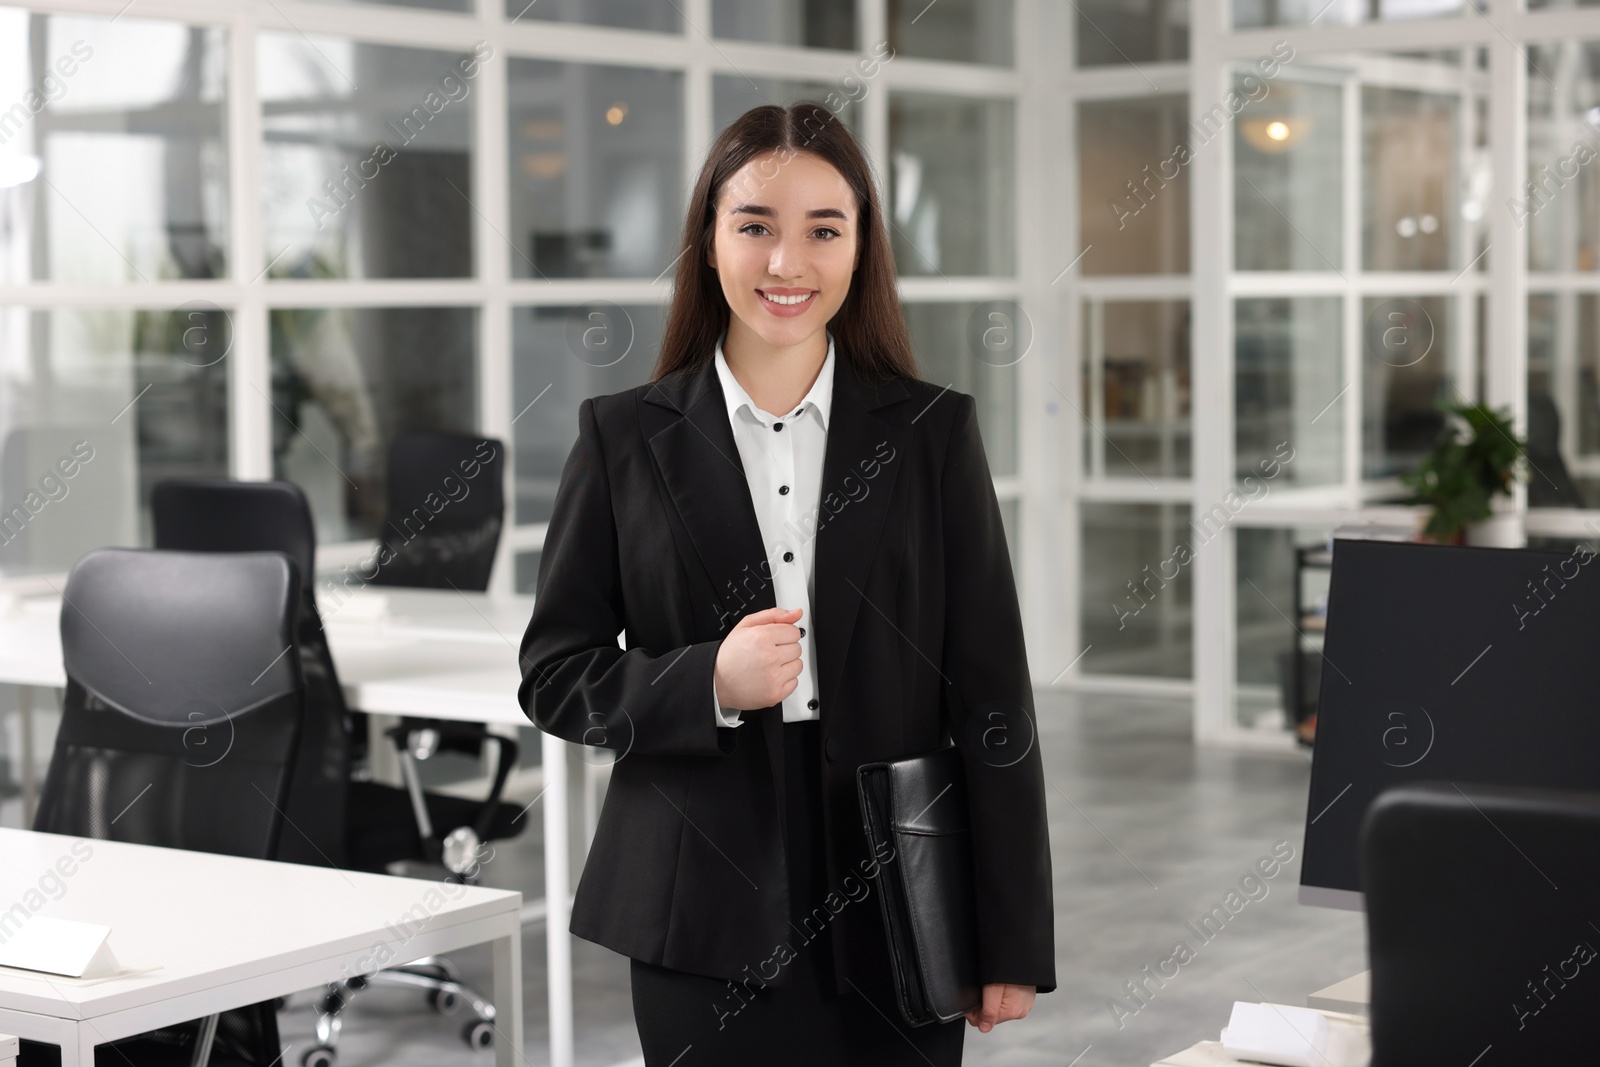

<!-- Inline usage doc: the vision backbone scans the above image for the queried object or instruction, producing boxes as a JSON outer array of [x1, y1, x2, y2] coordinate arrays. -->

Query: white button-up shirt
[[711, 331, 835, 727]]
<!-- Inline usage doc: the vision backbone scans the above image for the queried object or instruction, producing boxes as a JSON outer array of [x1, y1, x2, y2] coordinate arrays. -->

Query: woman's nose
[[768, 239, 807, 279]]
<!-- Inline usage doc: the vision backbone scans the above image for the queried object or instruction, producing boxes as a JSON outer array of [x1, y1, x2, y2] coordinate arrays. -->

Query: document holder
[[856, 744, 982, 1027]]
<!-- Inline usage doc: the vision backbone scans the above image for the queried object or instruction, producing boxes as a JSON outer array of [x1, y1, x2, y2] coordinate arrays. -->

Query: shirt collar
[[713, 331, 835, 432]]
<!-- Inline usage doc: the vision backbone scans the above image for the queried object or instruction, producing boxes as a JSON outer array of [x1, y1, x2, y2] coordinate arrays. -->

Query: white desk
[[0, 827, 522, 1067], [0, 586, 577, 1067], [1151, 973, 1373, 1067]]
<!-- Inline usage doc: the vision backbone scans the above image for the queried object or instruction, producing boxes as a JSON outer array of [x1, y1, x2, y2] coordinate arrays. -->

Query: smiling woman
[[519, 101, 1056, 1067]]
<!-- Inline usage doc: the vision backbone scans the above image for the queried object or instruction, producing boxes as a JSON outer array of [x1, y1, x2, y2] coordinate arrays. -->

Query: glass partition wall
[[1066, 0, 1600, 743], [5, 0, 1599, 746]]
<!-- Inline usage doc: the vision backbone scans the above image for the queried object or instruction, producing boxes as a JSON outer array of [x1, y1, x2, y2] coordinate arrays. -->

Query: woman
[[518, 102, 1055, 1066]]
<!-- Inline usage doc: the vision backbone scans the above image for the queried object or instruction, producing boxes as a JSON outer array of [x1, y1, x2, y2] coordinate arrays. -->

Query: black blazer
[[517, 353, 1057, 1001]]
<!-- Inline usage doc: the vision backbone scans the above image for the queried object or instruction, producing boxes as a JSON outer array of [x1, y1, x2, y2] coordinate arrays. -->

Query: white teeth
[[760, 291, 815, 306]]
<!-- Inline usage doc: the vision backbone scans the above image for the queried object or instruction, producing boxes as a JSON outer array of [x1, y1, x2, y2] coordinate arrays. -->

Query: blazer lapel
[[644, 360, 790, 841], [644, 360, 772, 625], [811, 358, 911, 728]]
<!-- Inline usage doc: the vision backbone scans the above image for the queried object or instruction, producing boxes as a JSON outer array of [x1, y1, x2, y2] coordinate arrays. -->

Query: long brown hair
[[651, 102, 919, 386]]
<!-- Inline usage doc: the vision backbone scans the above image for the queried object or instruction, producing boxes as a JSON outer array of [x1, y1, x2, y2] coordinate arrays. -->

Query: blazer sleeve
[[940, 392, 1058, 995], [518, 397, 736, 758]]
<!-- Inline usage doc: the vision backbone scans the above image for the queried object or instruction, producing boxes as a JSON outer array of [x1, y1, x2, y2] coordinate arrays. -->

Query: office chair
[[150, 478, 350, 868], [1361, 781, 1600, 1064], [1526, 393, 1585, 508], [29, 547, 304, 1067], [151, 477, 523, 1065], [366, 430, 504, 592]]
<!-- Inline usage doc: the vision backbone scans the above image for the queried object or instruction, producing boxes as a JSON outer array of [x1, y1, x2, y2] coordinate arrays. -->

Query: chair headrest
[[151, 478, 317, 596], [60, 547, 300, 726]]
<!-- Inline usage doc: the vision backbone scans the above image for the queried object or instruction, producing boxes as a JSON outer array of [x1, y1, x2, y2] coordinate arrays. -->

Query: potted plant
[[1401, 401, 1526, 546]]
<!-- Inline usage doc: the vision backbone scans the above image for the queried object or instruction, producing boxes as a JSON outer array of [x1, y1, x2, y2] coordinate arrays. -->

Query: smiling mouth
[[758, 290, 816, 306]]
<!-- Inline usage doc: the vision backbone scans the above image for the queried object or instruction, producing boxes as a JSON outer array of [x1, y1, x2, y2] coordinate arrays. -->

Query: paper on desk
[[1221, 1002, 1329, 1067], [0, 916, 120, 978]]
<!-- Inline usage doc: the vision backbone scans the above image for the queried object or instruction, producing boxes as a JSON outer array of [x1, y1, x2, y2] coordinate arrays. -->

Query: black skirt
[[630, 719, 965, 1066]]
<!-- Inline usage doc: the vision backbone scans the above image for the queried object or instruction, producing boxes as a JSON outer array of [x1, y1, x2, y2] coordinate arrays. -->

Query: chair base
[[301, 957, 496, 1066]]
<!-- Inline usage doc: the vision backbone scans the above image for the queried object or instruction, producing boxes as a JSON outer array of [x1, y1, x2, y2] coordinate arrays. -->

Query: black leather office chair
[[151, 478, 350, 868], [28, 547, 304, 1067], [367, 430, 504, 591], [1362, 781, 1600, 1064], [150, 477, 522, 1065]]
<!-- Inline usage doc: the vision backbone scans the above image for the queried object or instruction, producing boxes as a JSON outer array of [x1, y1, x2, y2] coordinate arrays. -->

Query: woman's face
[[707, 149, 860, 354]]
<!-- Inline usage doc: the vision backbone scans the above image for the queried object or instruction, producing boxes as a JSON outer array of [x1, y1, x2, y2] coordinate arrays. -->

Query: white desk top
[[0, 587, 536, 726], [0, 827, 519, 1022]]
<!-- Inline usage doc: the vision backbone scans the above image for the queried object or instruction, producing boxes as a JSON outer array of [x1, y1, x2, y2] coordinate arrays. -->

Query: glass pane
[[0, 307, 229, 576], [713, 0, 856, 48], [508, 60, 684, 280], [1528, 293, 1600, 508], [1235, 297, 1343, 488], [712, 76, 862, 139], [903, 301, 1021, 478], [1078, 95, 1189, 275], [1363, 83, 1461, 272], [1079, 502, 1193, 680], [512, 304, 662, 526], [888, 0, 1012, 66], [1362, 295, 1452, 481], [889, 93, 1015, 277], [1234, 75, 1342, 272], [0, 12, 228, 284], [1075, 0, 1189, 66], [270, 307, 477, 544], [1081, 299, 1192, 479], [1235, 525, 1332, 736], [507, 0, 680, 32], [260, 35, 475, 280], [1234, 0, 1466, 28], [1527, 41, 1600, 273]]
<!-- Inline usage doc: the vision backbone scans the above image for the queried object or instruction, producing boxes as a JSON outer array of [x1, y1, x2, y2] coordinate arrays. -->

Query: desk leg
[[541, 732, 573, 1067], [493, 918, 524, 1067], [57, 1023, 93, 1067], [19, 685, 36, 827]]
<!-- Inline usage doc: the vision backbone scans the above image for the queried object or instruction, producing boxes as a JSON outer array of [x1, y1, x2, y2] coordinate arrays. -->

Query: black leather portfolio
[[856, 744, 982, 1027]]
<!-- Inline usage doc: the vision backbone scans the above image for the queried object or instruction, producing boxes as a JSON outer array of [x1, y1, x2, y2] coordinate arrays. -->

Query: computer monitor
[[1300, 537, 1600, 908]]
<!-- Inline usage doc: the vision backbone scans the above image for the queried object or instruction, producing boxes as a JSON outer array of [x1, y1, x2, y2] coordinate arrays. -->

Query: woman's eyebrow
[[728, 204, 849, 220]]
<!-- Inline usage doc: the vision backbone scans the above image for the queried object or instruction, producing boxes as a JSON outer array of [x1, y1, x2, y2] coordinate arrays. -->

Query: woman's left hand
[[965, 983, 1035, 1032]]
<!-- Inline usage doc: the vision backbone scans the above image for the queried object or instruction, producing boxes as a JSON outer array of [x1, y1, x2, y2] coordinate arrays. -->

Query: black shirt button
[[773, 422, 784, 432], [807, 698, 819, 710], [783, 551, 794, 562], [798, 626, 806, 636], [779, 485, 789, 495]]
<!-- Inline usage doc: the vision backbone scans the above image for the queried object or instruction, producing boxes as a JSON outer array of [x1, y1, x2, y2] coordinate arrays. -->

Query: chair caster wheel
[[301, 1046, 336, 1067], [462, 1020, 494, 1049], [429, 986, 460, 1014]]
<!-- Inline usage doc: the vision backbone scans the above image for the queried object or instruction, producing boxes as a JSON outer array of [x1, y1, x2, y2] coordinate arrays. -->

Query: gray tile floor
[[268, 688, 1367, 1067]]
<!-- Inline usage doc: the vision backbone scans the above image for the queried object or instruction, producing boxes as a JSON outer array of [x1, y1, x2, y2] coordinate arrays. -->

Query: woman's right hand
[[713, 606, 804, 711]]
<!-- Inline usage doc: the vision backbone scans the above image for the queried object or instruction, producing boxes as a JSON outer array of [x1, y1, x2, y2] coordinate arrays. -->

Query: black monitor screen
[[1301, 538, 1600, 907]]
